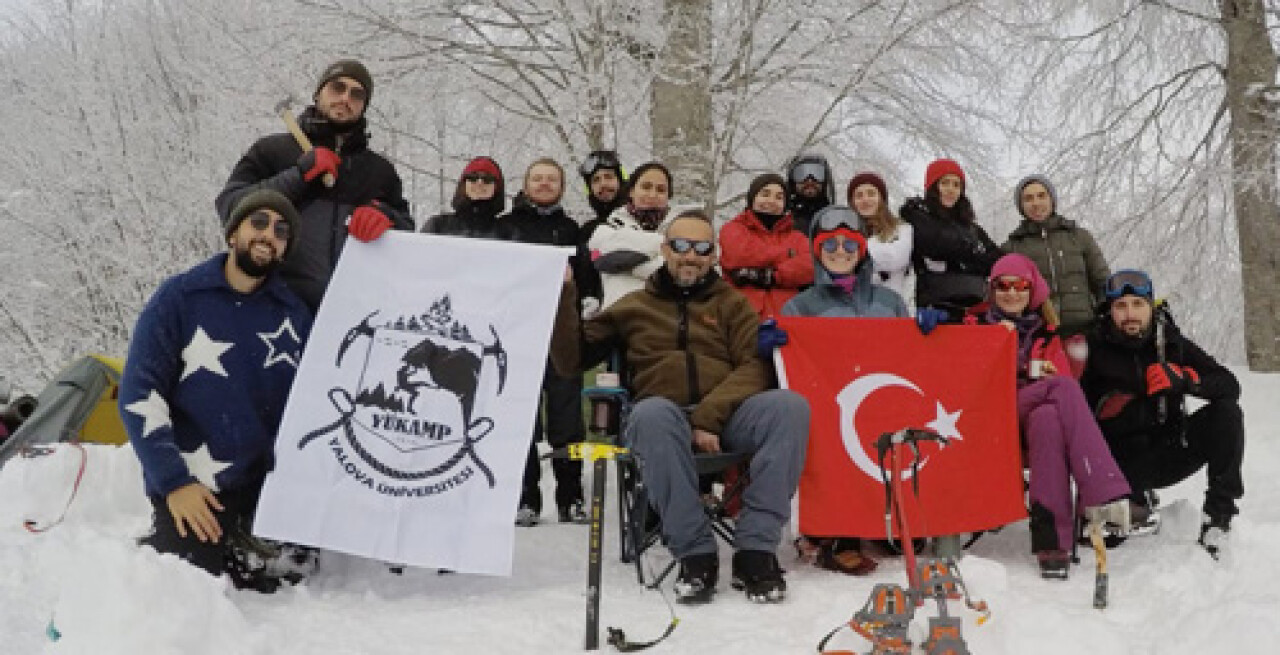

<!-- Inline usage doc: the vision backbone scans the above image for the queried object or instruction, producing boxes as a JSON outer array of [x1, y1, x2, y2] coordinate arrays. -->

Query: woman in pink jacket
[[970, 254, 1131, 579]]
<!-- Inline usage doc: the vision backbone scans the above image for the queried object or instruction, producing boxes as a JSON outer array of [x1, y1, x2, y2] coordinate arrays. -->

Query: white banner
[[254, 231, 570, 575]]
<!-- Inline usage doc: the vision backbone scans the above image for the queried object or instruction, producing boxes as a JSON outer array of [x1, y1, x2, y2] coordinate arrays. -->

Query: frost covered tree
[[1003, 0, 1278, 368]]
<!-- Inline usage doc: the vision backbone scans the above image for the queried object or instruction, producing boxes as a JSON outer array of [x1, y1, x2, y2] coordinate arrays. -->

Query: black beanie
[[315, 59, 374, 106], [224, 189, 301, 247], [746, 173, 787, 209]]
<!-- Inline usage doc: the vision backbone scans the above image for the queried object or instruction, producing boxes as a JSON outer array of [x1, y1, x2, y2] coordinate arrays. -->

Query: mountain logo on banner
[[297, 295, 508, 497], [836, 372, 966, 482]]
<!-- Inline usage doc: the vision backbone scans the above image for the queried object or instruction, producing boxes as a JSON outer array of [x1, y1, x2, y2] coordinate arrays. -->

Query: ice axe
[[275, 94, 335, 188]]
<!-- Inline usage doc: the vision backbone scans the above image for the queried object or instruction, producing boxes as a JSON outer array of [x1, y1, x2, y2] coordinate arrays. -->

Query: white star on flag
[[125, 390, 172, 438], [181, 327, 233, 381], [182, 444, 232, 492], [926, 401, 964, 445], [258, 318, 301, 369]]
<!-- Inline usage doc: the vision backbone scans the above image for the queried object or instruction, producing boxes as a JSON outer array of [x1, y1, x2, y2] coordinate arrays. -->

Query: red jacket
[[718, 209, 814, 319]]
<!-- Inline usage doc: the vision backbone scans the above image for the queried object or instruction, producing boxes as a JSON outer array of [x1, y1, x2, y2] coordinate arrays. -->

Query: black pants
[[140, 483, 261, 579], [1109, 399, 1245, 518], [520, 363, 586, 512]]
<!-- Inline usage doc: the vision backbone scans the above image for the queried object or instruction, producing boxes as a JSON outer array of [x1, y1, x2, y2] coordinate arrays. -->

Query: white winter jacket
[[867, 222, 915, 311]]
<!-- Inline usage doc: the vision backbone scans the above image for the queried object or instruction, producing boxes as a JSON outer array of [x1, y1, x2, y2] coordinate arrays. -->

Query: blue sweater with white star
[[121, 254, 312, 499]]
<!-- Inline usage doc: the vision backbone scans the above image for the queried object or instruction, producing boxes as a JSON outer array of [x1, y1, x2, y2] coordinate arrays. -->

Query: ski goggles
[[813, 228, 867, 259], [790, 161, 826, 184], [462, 172, 497, 183], [666, 238, 715, 256], [247, 211, 292, 240], [1104, 269, 1153, 300], [579, 151, 621, 177], [991, 277, 1033, 292]]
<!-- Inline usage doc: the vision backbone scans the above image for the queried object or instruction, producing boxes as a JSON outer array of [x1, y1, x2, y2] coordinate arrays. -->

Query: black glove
[[730, 267, 775, 288]]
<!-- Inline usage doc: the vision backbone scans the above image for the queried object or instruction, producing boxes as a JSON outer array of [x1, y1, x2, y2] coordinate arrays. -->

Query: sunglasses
[[992, 278, 1032, 292], [820, 238, 861, 254], [579, 151, 621, 177], [667, 238, 714, 256], [463, 173, 497, 184], [790, 161, 826, 184], [1104, 269, 1153, 300], [247, 211, 291, 240], [326, 78, 367, 103], [813, 228, 866, 258]]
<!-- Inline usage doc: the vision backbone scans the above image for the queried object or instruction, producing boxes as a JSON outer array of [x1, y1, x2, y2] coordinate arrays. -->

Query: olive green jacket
[[1003, 214, 1109, 335]]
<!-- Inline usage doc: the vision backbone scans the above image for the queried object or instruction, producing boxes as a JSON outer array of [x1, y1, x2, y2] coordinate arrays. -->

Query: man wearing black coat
[[501, 158, 601, 526], [1081, 270, 1244, 558], [216, 59, 413, 312]]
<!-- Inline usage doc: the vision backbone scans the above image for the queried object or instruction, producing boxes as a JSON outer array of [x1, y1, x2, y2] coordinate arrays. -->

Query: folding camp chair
[[582, 352, 748, 588]]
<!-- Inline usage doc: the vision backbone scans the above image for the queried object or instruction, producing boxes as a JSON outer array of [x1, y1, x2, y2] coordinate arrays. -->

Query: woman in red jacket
[[719, 173, 814, 319]]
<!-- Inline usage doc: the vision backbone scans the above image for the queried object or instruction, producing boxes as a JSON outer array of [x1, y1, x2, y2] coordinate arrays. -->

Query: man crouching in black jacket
[[1081, 269, 1244, 559]]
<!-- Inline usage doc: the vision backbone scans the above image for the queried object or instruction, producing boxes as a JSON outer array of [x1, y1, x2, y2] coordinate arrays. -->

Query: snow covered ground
[[2, 369, 1278, 655]]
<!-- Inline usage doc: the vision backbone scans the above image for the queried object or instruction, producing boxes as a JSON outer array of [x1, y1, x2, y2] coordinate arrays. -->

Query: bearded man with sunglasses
[[121, 190, 312, 589], [216, 59, 412, 312], [1080, 270, 1245, 559], [550, 210, 810, 604]]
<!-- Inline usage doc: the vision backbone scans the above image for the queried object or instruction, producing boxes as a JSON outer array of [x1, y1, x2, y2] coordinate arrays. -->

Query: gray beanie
[[224, 189, 301, 247], [315, 59, 373, 106], [1014, 174, 1058, 219]]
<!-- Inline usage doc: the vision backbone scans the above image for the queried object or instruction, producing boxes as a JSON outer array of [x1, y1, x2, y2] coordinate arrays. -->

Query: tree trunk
[[650, 0, 713, 209], [1222, 0, 1280, 371]]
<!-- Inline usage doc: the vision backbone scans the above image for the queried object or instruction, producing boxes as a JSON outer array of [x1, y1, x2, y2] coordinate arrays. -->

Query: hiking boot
[[814, 540, 877, 576], [1036, 550, 1070, 580], [515, 505, 540, 527], [731, 550, 787, 603], [558, 500, 589, 524], [1129, 500, 1161, 537], [673, 552, 719, 604], [1198, 513, 1231, 560]]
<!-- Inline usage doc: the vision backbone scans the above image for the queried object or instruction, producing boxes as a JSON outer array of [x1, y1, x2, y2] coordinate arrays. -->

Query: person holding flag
[[969, 254, 1130, 578], [774, 205, 907, 576]]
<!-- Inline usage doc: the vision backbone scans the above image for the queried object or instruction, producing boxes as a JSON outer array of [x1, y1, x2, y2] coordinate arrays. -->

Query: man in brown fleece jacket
[[551, 209, 809, 605]]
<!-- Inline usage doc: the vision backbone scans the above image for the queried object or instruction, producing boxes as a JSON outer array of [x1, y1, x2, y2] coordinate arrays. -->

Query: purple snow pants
[[1017, 376, 1131, 552]]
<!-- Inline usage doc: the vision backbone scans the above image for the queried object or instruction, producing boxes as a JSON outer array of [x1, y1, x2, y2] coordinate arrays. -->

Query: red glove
[[297, 147, 341, 183], [1145, 363, 1197, 396], [349, 204, 392, 242]]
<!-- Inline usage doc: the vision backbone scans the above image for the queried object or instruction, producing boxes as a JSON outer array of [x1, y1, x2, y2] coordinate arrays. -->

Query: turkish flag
[[776, 318, 1026, 538]]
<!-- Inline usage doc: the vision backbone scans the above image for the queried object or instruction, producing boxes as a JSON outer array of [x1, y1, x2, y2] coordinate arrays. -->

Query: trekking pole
[[1089, 521, 1108, 609]]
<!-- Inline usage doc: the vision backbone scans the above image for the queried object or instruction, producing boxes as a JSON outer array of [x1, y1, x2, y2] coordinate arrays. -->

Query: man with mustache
[[550, 210, 810, 604], [215, 59, 412, 312], [1081, 270, 1245, 560], [121, 190, 312, 590]]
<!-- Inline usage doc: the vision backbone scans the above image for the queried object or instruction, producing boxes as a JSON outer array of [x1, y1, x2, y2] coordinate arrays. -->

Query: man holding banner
[[122, 190, 311, 591], [551, 210, 810, 605], [253, 225, 570, 576]]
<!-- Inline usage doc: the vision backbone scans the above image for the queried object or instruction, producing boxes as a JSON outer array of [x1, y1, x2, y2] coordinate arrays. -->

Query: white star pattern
[[181, 327, 233, 381], [258, 318, 302, 369], [182, 444, 233, 492], [926, 401, 964, 445], [125, 390, 172, 438]]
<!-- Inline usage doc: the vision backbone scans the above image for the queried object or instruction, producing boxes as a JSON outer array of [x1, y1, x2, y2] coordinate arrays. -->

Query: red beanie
[[924, 158, 965, 192], [463, 157, 501, 179], [990, 253, 1050, 310], [847, 172, 888, 206]]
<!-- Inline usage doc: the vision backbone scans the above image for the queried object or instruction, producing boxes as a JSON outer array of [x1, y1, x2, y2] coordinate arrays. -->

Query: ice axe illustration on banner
[[275, 94, 335, 188], [337, 311, 379, 367]]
